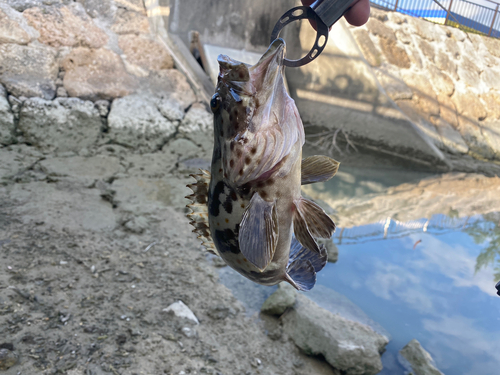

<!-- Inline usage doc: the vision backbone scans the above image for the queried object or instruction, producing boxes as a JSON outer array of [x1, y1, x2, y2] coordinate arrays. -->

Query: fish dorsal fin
[[186, 169, 218, 256], [238, 193, 278, 271], [301, 155, 340, 185], [293, 197, 336, 253]]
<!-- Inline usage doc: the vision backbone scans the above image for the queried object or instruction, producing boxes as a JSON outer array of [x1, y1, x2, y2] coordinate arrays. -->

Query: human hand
[[300, 0, 370, 27]]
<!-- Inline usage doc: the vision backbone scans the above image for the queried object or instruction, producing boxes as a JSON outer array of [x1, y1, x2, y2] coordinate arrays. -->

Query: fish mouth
[[250, 38, 286, 91]]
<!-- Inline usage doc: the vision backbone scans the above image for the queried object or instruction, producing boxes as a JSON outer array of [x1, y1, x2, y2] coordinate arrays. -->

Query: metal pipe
[[489, 4, 499, 36]]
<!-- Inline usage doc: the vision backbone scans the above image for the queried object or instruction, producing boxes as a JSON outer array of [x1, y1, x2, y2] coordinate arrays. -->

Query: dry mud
[[0, 136, 337, 375]]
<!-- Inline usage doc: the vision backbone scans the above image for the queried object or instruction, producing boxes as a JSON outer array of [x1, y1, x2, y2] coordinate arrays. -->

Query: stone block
[[481, 68, 500, 91], [366, 18, 396, 41], [107, 94, 177, 151], [435, 51, 458, 80], [76, 0, 116, 20], [119, 34, 174, 72], [482, 121, 500, 159], [18, 97, 102, 152], [0, 85, 15, 145], [0, 43, 58, 99], [261, 283, 297, 316], [444, 37, 460, 59], [480, 91, 500, 120], [428, 65, 454, 97], [431, 116, 468, 154], [483, 35, 500, 58], [147, 69, 197, 109], [352, 29, 382, 67], [417, 38, 435, 61], [456, 116, 494, 159], [23, 3, 108, 48], [111, 8, 150, 35], [0, 6, 31, 44], [379, 38, 410, 69], [62, 47, 137, 101], [452, 91, 487, 121], [457, 56, 481, 87]]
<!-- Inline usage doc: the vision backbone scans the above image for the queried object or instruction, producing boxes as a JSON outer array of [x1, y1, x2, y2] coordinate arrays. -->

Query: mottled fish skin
[[201, 39, 337, 290]]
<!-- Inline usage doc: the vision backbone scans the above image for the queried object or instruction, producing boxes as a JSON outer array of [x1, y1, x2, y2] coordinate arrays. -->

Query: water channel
[[219, 151, 500, 375]]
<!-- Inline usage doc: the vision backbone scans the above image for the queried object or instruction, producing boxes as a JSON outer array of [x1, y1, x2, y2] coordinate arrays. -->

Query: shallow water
[[220, 161, 500, 375]]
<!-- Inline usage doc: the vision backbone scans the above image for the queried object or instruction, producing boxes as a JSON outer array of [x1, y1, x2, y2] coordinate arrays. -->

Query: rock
[[8, 95, 23, 114], [374, 68, 412, 101], [431, 117, 468, 154], [444, 38, 460, 59], [163, 301, 199, 324], [147, 69, 196, 109], [114, 0, 146, 14], [94, 100, 110, 117], [435, 51, 458, 80], [23, 3, 108, 48], [118, 34, 174, 72], [481, 68, 500, 91], [123, 215, 149, 234], [111, 8, 150, 35], [76, 0, 116, 20], [178, 103, 212, 134], [447, 27, 467, 42], [157, 97, 184, 122], [282, 294, 388, 375], [412, 18, 444, 41], [56, 86, 68, 97], [107, 94, 177, 151], [318, 237, 338, 263], [0, 6, 32, 45], [402, 72, 439, 118], [366, 18, 396, 41], [352, 29, 381, 67], [62, 47, 137, 101], [0, 86, 15, 145], [399, 339, 444, 375], [482, 121, 500, 159], [18, 97, 102, 153], [428, 65, 454, 96], [437, 93, 459, 128], [395, 29, 411, 44], [481, 91, 500, 120], [417, 38, 435, 61], [0, 43, 58, 99], [261, 283, 297, 316], [387, 12, 406, 25], [38, 155, 122, 185], [379, 38, 410, 69], [5, 0, 69, 12], [457, 57, 481, 88], [452, 91, 487, 121], [483, 36, 500, 58], [457, 116, 494, 159], [0, 348, 18, 371]]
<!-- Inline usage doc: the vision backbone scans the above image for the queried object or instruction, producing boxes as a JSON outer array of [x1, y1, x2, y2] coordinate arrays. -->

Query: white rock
[[107, 94, 177, 151], [399, 339, 444, 375], [0, 84, 15, 145], [163, 301, 199, 325]]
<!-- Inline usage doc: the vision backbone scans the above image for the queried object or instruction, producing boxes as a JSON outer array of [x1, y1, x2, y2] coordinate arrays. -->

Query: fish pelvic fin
[[238, 193, 278, 271], [285, 237, 328, 291], [301, 155, 340, 185], [186, 169, 218, 256], [293, 197, 336, 253]]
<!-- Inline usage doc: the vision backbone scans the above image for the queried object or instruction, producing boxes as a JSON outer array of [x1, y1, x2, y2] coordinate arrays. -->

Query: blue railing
[[370, 0, 500, 38]]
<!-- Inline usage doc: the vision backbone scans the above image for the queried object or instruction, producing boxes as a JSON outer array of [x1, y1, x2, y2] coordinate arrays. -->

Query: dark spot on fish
[[222, 199, 233, 214], [214, 228, 240, 254], [225, 218, 229, 223], [251, 147, 257, 155], [219, 168, 223, 173], [220, 128, 224, 137], [241, 203, 245, 208], [239, 169, 244, 176], [236, 149, 242, 158], [243, 138, 249, 144], [230, 159, 234, 168], [239, 71, 244, 79], [256, 181, 265, 188], [260, 191, 268, 199], [267, 179, 274, 186], [230, 190, 237, 201], [209, 181, 224, 217], [230, 142, 235, 151], [245, 157, 251, 165]]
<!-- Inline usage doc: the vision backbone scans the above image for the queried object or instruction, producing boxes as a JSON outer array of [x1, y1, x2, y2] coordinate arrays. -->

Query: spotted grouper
[[187, 38, 339, 291]]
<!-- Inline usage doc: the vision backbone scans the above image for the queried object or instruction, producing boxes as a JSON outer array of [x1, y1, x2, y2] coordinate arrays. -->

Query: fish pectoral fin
[[301, 155, 340, 185], [288, 236, 328, 273], [238, 193, 278, 271], [186, 169, 218, 256], [285, 260, 316, 292], [293, 197, 336, 253]]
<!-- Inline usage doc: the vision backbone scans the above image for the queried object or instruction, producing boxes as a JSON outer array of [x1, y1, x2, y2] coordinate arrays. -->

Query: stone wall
[[0, 0, 211, 153], [352, 8, 500, 164]]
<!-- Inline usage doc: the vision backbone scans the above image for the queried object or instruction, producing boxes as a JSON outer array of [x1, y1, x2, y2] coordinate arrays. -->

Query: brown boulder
[[23, 3, 108, 48], [483, 36, 500, 58], [366, 18, 396, 41], [111, 8, 150, 35], [444, 37, 460, 59], [379, 38, 411, 69], [0, 8, 31, 44], [417, 38, 435, 61], [429, 65, 454, 97], [452, 91, 487, 121], [119, 34, 174, 72], [0, 43, 58, 99], [62, 47, 137, 100], [147, 69, 196, 109], [435, 51, 458, 80]]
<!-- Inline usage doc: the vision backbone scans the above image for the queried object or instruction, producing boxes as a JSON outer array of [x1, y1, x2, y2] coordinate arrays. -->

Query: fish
[[186, 38, 339, 291]]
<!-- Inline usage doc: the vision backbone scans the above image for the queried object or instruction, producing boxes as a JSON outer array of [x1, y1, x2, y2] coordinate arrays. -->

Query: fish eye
[[210, 93, 221, 113]]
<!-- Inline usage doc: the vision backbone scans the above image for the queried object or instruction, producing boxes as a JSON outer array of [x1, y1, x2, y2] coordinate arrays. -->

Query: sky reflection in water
[[321, 223, 500, 375]]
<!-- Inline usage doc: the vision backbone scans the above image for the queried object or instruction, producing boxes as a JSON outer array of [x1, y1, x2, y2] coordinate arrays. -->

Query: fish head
[[211, 39, 293, 142]]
